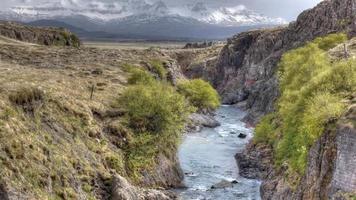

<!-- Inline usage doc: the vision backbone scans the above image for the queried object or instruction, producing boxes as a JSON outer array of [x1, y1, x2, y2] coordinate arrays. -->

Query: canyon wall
[[212, 0, 355, 123]]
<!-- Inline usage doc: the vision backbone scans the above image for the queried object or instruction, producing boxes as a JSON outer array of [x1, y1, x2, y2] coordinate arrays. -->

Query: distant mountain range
[[0, 0, 287, 40]]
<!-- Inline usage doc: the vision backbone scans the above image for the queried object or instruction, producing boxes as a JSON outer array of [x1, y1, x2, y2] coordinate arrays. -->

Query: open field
[[83, 41, 188, 50]]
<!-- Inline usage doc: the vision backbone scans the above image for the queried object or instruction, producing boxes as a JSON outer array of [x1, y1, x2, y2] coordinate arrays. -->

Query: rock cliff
[[235, 33, 356, 200], [0, 21, 80, 47], [212, 0, 355, 123]]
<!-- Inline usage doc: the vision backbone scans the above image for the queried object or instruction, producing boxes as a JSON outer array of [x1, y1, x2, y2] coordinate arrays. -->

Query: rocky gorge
[[0, 0, 355, 199], [179, 0, 356, 199]]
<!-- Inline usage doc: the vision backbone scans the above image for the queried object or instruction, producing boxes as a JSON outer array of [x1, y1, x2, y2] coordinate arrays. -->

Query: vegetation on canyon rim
[[116, 63, 220, 181], [177, 79, 220, 112], [0, 55, 220, 199], [254, 33, 355, 182]]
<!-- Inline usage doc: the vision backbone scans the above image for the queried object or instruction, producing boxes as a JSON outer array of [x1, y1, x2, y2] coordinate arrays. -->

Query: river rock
[[238, 133, 247, 139], [210, 180, 234, 189], [188, 113, 221, 131]]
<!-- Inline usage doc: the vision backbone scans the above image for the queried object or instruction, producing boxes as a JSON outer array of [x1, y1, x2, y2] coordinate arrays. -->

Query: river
[[177, 105, 261, 200]]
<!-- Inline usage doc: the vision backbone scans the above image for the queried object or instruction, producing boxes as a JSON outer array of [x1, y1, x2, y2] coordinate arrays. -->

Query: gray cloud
[[1, 0, 322, 21]]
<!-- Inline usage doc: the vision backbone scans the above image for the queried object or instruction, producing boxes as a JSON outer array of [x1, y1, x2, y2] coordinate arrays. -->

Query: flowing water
[[178, 106, 261, 200]]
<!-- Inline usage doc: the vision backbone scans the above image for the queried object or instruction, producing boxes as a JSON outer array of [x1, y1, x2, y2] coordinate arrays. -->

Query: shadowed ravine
[[177, 106, 261, 200]]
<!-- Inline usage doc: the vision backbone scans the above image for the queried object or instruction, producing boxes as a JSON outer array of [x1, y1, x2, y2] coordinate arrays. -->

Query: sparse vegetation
[[254, 33, 355, 178], [9, 87, 44, 106], [149, 59, 167, 80], [127, 68, 155, 85], [177, 79, 220, 111]]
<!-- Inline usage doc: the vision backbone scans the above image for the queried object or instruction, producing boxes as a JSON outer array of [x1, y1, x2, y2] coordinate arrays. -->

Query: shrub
[[177, 79, 220, 111], [118, 82, 192, 134], [149, 60, 167, 80], [255, 33, 354, 176], [127, 68, 155, 85], [313, 33, 347, 51], [118, 81, 193, 181], [254, 113, 278, 146]]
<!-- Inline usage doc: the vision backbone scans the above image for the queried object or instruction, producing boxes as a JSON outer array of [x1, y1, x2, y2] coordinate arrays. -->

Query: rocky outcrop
[[111, 175, 177, 200], [212, 0, 355, 124], [235, 142, 273, 180], [0, 21, 80, 47], [140, 153, 184, 189], [236, 104, 356, 200]]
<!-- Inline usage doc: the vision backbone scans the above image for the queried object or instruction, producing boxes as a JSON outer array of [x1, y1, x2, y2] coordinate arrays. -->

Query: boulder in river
[[210, 180, 234, 189], [188, 113, 221, 131], [238, 133, 247, 139]]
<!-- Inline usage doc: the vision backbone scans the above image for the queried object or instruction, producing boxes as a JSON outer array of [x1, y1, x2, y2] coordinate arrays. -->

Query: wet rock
[[184, 172, 198, 177], [231, 180, 239, 184], [188, 113, 221, 131], [210, 180, 234, 189], [238, 133, 247, 139]]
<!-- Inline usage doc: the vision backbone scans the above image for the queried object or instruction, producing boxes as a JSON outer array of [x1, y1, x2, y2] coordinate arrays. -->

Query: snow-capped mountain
[[0, 0, 286, 26], [0, 0, 287, 40]]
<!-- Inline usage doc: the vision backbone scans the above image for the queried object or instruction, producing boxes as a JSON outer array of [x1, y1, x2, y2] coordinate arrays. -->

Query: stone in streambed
[[238, 133, 247, 139], [210, 180, 234, 189]]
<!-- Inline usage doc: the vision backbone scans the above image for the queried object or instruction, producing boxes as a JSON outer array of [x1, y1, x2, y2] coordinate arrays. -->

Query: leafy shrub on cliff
[[313, 33, 347, 50], [254, 113, 279, 146], [127, 68, 155, 85], [118, 81, 193, 180], [177, 79, 220, 111], [149, 59, 167, 80], [255, 33, 355, 176], [118, 82, 191, 134]]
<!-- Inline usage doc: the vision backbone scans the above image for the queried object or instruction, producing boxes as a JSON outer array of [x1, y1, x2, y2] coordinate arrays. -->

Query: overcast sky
[[1, 0, 323, 21]]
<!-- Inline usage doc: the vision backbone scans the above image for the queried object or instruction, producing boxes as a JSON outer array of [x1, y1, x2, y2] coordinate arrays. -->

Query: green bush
[[118, 82, 192, 134], [254, 113, 278, 146], [313, 33, 347, 50], [255, 33, 354, 176], [127, 68, 155, 85], [149, 60, 167, 80], [177, 79, 220, 111], [118, 81, 193, 181]]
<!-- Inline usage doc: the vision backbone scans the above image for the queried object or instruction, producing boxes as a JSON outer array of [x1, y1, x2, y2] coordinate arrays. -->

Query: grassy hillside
[[254, 34, 356, 183], [0, 33, 221, 199]]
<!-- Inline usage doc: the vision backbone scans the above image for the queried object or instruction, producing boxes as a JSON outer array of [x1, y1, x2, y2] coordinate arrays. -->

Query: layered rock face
[[257, 104, 356, 200], [0, 21, 80, 47], [213, 0, 356, 123]]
